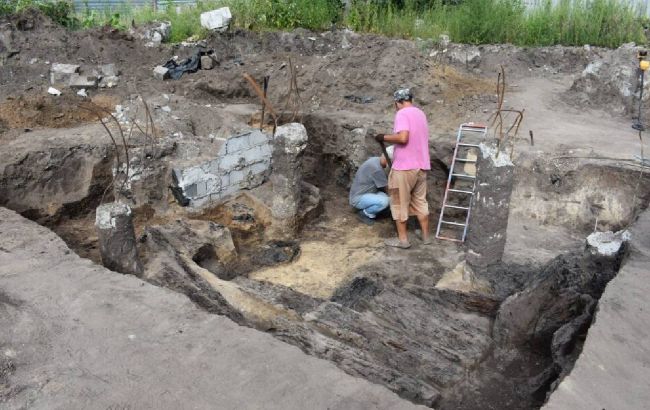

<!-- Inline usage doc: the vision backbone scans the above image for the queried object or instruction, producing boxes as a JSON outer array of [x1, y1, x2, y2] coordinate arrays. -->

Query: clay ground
[[2, 9, 650, 410]]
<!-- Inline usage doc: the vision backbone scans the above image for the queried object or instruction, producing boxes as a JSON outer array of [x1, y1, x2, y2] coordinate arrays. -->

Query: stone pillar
[[465, 143, 515, 270], [95, 202, 143, 275], [270, 123, 308, 236]]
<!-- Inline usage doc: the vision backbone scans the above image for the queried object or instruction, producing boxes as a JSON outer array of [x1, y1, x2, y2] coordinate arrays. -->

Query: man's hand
[[374, 134, 385, 143]]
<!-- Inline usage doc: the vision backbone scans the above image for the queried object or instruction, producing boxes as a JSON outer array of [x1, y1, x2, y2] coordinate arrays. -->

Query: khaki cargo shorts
[[388, 169, 429, 222]]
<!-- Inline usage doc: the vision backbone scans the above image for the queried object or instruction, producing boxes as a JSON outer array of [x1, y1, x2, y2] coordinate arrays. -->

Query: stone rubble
[[50, 62, 120, 90], [153, 65, 170, 80], [200, 55, 216, 70], [200, 7, 232, 32], [129, 21, 171, 47], [586, 230, 631, 256]]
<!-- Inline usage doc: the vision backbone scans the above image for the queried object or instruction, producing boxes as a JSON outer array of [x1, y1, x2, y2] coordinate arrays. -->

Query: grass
[[0, 0, 645, 48], [125, 0, 342, 42], [345, 0, 646, 47]]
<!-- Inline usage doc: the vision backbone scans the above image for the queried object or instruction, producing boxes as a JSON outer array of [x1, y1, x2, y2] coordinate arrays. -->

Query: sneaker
[[415, 229, 432, 245], [356, 210, 375, 226], [384, 237, 411, 249]]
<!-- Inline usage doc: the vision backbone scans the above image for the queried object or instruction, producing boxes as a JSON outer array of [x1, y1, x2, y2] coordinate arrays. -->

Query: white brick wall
[[172, 129, 272, 207]]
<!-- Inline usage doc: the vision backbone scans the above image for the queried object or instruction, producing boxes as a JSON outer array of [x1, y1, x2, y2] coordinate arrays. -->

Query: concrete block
[[191, 196, 210, 208], [259, 143, 272, 158], [195, 181, 208, 197], [220, 184, 240, 198], [219, 154, 244, 171], [220, 174, 230, 188], [248, 130, 269, 146], [242, 146, 264, 164], [184, 183, 198, 198], [50, 63, 80, 85], [200, 55, 215, 70], [153, 65, 170, 81], [226, 133, 251, 154], [229, 169, 245, 186], [99, 76, 119, 88], [51, 63, 80, 74], [68, 73, 98, 89], [250, 161, 270, 176], [206, 178, 221, 194], [200, 7, 232, 31], [100, 63, 118, 77], [50, 72, 69, 85], [205, 159, 220, 175]]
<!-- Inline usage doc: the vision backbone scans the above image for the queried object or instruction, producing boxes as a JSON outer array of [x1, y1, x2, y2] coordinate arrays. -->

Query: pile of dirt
[[0, 93, 118, 129], [564, 42, 649, 114]]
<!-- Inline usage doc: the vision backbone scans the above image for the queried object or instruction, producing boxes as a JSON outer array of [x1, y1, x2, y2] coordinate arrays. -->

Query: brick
[[226, 133, 250, 154]]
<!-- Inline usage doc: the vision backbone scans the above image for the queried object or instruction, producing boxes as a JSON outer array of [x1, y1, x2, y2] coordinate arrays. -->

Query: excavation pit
[[2, 14, 650, 409], [2, 122, 644, 408]]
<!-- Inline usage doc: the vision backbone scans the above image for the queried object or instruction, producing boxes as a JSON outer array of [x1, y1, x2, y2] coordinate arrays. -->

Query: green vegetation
[[0, 0, 645, 48], [1, 0, 78, 27], [129, 0, 340, 43], [346, 0, 646, 47]]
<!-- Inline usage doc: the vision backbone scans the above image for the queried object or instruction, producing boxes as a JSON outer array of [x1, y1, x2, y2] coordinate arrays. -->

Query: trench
[[1, 109, 649, 409]]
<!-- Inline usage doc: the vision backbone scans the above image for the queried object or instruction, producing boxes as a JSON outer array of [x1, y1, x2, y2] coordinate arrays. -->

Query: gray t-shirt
[[349, 157, 388, 206]]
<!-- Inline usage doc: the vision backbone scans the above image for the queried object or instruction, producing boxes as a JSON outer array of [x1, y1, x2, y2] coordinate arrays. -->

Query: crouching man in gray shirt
[[349, 146, 393, 225]]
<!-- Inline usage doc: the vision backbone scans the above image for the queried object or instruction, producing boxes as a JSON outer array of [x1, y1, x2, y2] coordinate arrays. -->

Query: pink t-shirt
[[392, 106, 430, 170]]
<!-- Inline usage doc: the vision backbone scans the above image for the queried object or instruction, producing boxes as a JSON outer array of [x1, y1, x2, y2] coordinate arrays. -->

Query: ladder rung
[[461, 123, 487, 128], [448, 189, 474, 194], [441, 220, 467, 227], [444, 205, 470, 210], [435, 235, 464, 242], [458, 143, 480, 148], [455, 158, 477, 163], [452, 173, 476, 179]]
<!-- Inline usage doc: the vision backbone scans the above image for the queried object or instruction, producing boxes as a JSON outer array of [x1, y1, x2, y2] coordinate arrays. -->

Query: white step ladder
[[435, 123, 488, 242]]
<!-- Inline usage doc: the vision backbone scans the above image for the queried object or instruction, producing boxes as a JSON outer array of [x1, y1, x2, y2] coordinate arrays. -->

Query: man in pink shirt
[[375, 88, 431, 248]]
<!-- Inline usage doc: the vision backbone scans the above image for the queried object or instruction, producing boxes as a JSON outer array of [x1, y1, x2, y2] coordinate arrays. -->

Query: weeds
[[0, 0, 645, 48], [345, 0, 645, 47]]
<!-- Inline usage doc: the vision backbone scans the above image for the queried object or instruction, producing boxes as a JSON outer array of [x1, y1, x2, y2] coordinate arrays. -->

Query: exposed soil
[[0, 93, 118, 130], [1, 9, 649, 410]]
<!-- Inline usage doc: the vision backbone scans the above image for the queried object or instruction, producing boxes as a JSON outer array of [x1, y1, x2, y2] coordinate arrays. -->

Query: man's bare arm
[[383, 130, 409, 145]]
